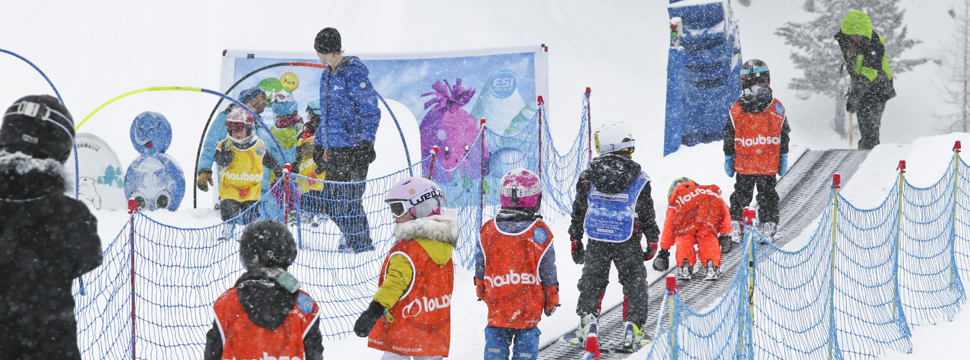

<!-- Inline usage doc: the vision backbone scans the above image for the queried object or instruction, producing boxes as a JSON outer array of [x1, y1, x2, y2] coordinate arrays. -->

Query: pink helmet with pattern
[[384, 177, 446, 218], [500, 168, 542, 208]]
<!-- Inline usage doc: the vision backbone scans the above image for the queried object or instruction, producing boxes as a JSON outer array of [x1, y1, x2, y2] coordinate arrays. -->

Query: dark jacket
[[567, 153, 660, 243], [0, 151, 102, 359], [722, 85, 791, 156], [204, 270, 324, 360], [314, 56, 381, 150]]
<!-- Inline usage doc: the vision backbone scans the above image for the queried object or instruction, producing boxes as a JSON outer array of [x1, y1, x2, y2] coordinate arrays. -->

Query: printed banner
[[66, 133, 127, 211], [217, 46, 549, 183]]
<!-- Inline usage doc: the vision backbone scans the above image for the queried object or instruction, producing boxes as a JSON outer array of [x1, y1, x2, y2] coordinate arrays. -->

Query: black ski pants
[[857, 101, 886, 150], [576, 238, 648, 326], [220, 199, 259, 224], [730, 174, 779, 224]]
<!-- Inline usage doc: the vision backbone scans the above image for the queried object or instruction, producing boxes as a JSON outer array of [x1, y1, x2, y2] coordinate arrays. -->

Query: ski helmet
[[740, 59, 770, 89], [306, 99, 321, 117], [226, 106, 256, 148], [272, 91, 299, 118], [239, 220, 297, 271], [384, 177, 446, 219], [667, 176, 694, 202], [594, 121, 635, 155], [238, 86, 266, 106], [314, 27, 342, 54], [500, 168, 542, 208], [0, 95, 74, 163]]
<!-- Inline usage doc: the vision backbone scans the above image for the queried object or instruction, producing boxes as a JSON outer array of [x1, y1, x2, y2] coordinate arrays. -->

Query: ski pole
[[849, 112, 854, 148]]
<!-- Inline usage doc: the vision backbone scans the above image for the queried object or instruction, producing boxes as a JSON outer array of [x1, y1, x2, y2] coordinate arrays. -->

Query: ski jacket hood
[[392, 209, 459, 265], [840, 10, 874, 39], [233, 269, 299, 330], [738, 85, 774, 114], [495, 208, 541, 233], [587, 153, 642, 194], [0, 150, 69, 200]]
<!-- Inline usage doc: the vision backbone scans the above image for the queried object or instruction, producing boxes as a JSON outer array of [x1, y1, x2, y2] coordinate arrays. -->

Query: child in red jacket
[[653, 177, 733, 280], [474, 168, 559, 360]]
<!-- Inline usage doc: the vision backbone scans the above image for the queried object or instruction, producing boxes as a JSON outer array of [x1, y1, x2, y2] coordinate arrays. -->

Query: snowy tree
[[939, 0, 970, 133], [775, 0, 926, 136]]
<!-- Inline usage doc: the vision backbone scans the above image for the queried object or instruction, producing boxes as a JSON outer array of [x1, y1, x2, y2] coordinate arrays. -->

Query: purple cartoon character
[[420, 79, 478, 183]]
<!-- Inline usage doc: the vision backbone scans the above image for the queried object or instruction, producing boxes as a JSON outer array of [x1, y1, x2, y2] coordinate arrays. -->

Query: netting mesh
[[72, 92, 592, 358], [645, 153, 970, 360]]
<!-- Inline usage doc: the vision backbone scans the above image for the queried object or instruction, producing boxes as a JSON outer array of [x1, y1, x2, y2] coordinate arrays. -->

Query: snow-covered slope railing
[[645, 143, 969, 360]]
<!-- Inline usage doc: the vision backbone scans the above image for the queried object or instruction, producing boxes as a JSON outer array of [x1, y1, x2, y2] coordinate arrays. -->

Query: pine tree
[[775, 0, 926, 136], [939, 0, 970, 133]]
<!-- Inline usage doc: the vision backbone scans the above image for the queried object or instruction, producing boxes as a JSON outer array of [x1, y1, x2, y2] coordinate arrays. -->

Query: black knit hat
[[239, 220, 298, 270], [0, 95, 75, 163], [314, 27, 342, 54]]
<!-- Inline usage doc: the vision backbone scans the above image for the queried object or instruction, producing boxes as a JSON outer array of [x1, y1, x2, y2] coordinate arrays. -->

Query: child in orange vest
[[723, 59, 790, 243], [354, 177, 458, 360], [204, 220, 323, 360], [474, 168, 559, 360], [653, 178, 733, 280]]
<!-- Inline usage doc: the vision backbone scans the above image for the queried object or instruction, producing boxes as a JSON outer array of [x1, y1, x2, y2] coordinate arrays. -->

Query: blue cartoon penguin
[[124, 111, 186, 211]]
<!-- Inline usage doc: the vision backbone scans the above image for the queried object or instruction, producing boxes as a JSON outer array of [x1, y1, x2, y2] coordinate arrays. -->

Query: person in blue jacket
[[197, 87, 279, 203], [312, 27, 381, 253]]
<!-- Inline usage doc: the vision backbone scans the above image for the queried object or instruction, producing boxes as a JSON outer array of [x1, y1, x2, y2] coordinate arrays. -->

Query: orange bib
[[480, 219, 553, 328], [214, 288, 319, 360], [730, 99, 785, 175]]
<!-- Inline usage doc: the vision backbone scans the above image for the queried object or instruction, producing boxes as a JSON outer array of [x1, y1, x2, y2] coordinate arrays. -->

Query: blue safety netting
[[71, 91, 592, 358], [645, 152, 970, 360]]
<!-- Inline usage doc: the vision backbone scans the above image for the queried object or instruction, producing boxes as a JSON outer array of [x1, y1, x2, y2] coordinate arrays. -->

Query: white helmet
[[594, 121, 635, 155]]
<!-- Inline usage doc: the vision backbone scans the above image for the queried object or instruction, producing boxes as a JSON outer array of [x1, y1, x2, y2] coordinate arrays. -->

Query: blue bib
[[584, 172, 650, 242]]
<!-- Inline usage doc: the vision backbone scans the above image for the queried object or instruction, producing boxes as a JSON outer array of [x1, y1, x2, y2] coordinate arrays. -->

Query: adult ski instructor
[[0, 95, 103, 358], [312, 27, 382, 253]]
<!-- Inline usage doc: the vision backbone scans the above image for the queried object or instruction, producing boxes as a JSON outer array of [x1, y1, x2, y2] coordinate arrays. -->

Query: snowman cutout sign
[[124, 111, 186, 211]]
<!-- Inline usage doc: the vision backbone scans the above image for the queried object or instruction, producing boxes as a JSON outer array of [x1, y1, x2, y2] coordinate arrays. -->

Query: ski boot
[[580, 313, 600, 359], [677, 259, 693, 280], [704, 260, 720, 281], [760, 222, 777, 244], [622, 321, 651, 352], [731, 220, 744, 243]]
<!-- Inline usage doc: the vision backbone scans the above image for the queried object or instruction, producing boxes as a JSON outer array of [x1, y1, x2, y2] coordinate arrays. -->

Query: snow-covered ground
[[2, 0, 968, 359]]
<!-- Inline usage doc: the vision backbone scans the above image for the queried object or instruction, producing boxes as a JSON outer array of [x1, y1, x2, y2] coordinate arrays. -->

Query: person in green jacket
[[835, 9, 896, 150]]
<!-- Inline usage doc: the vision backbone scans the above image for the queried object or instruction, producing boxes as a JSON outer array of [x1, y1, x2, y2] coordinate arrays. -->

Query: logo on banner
[[401, 295, 452, 318], [490, 70, 517, 99]]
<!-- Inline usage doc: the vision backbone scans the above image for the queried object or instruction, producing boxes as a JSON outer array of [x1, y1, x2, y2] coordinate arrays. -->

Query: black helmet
[[0, 95, 74, 163], [314, 27, 342, 54], [239, 220, 297, 270], [740, 59, 770, 89]]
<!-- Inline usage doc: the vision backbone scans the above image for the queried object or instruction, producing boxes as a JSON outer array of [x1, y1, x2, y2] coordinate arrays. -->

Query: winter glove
[[778, 154, 788, 176], [643, 239, 658, 261], [196, 168, 213, 192], [652, 249, 670, 271], [475, 277, 486, 301], [543, 284, 560, 316], [724, 155, 735, 177], [719, 234, 733, 254], [313, 145, 328, 175], [359, 141, 377, 165], [354, 300, 385, 337], [215, 142, 233, 168], [570, 238, 585, 265]]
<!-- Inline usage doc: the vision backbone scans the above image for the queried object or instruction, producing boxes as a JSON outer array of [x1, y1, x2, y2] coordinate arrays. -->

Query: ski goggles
[[226, 121, 250, 133], [386, 188, 446, 218], [739, 66, 769, 76]]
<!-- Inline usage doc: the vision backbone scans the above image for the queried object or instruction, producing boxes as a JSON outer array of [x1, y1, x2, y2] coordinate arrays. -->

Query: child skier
[[474, 168, 559, 360], [269, 91, 304, 221], [204, 220, 323, 360], [653, 177, 733, 280], [723, 59, 790, 243], [353, 177, 458, 360], [568, 121, 660, 355], [293, 99, 325, 226], [215, 107, 282, 229]]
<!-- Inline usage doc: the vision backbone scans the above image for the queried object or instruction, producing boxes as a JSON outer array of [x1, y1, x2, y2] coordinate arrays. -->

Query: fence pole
[[537, 97, 544, 180], [745, 207, 756, 360], [429, 146, 438, 179], [586, 87, 592, 163], [893, 161, 906, 319], [951, 141, 962, 289], [479, 119, 487, 226], [127, 199, 138, 360], [666, 276, 678, 360], [828, 174, 841, 360]]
